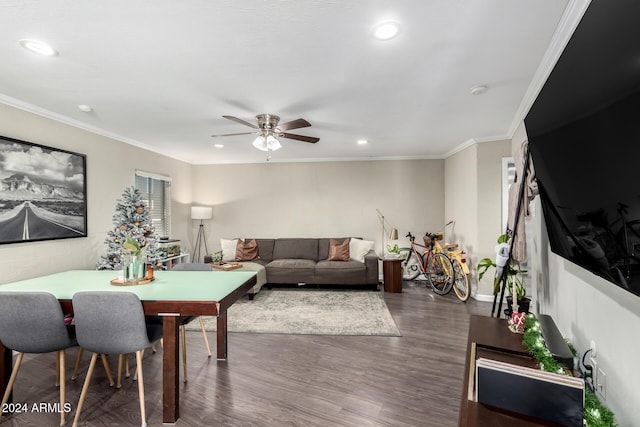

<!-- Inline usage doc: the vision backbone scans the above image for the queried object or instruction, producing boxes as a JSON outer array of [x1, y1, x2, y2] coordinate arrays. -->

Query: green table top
[[0, 270, 257, 302]]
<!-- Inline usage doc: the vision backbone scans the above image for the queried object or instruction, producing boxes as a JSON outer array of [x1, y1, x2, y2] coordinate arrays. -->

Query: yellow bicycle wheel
[[452, 258, 471, 301]]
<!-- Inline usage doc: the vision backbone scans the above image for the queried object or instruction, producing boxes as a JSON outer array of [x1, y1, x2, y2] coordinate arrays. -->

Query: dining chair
[[0, 291, 77, 426], [171, 262, 213, 381], [71, 291, 163, 427]]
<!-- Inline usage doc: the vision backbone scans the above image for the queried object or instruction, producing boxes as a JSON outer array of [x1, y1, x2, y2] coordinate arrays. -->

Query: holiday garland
[[522, 314, 617, 427]]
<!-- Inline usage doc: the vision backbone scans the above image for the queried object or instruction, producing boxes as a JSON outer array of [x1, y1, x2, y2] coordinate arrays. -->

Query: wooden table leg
[[217, 312, 228, 360], [162, 316, 180, 423]]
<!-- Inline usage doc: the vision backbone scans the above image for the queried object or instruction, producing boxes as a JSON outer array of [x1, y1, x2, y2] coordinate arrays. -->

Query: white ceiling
[[0, 0, 584, 165]]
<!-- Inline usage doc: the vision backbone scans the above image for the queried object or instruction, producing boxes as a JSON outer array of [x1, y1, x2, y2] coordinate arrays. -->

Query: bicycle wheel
[[426, 253, 454, 295], [451, 258, 471, 302], [399, 248, 422, 280]]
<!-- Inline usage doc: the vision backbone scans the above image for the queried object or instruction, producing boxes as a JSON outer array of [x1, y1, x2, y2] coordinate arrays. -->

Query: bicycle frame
[[406, 232, 449, 275]]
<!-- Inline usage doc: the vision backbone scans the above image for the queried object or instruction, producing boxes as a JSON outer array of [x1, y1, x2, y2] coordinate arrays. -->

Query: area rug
[[185, 289, 401, 336]]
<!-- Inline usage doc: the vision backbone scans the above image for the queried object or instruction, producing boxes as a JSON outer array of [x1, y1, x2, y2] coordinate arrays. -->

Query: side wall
[[444, 140, 511, 297], [191, 160, 445, 258], [518, 122, 640, 427], [0, 104, 193, 284]]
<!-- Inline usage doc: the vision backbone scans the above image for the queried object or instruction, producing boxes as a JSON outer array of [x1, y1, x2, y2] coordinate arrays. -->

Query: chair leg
[[133, 350, 144, 381], [71, 348, 84, 380], [181, 325, 188, 383], [1, 352, 24, 409], [117, 354, 123, 388], [125, 354, 131, 378], [59, 350, 66, 426], [56, 355, 60, 387], [100, 354, 115, 387], [135, 350, 147, 427], [72, 352, 98, 427], [199, 317, 212, 357]]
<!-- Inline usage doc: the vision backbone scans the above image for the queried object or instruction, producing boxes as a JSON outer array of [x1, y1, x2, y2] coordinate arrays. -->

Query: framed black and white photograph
[[0, 135, 87, 244]]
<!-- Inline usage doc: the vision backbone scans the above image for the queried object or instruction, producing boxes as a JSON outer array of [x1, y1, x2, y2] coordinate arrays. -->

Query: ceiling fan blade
[[277, 118, 311, 132], [280, 132, 320, 143], [211, 131, 256, 138], [222, 115, 258, 129]]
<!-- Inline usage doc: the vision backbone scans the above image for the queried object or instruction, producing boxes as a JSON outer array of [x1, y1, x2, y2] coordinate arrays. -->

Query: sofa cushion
[[266, 259, 316, 283], [236, 239, 259, 261], [273, 238, 318, 260], [315, 260, 367, 284], [327, 238, 350, 261], [251, 239, 275, 262]]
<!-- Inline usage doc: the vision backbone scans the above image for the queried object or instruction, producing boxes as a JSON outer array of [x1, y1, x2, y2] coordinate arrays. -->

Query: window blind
[[134, 171, 171, 238]]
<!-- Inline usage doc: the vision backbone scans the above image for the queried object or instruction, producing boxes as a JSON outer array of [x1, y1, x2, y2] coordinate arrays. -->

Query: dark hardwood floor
[[1, 282, 492, 427]]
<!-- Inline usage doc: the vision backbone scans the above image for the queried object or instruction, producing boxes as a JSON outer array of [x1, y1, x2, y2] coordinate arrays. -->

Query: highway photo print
[[0, 135, 87, 244]]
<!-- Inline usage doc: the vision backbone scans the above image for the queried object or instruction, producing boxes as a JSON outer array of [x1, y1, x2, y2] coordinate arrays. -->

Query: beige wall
[[444, 144, 478, 286], [0, 103, 192, 284], [191, 159, 445, 258], [444, 140, 511, 297]]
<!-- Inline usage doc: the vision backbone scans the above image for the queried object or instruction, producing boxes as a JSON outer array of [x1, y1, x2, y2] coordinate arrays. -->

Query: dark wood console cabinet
[[459, 315, 568, 427]]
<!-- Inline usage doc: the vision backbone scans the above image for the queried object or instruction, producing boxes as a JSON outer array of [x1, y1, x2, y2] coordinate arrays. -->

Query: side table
[[382, 258, 403, 293]]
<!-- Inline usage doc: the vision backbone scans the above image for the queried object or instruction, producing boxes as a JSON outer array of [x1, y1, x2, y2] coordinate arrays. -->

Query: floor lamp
[[191, 206, 212, 263]]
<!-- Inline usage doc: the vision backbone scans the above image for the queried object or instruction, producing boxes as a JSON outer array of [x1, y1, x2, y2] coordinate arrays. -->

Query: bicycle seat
[[443, 243, 458, 250]]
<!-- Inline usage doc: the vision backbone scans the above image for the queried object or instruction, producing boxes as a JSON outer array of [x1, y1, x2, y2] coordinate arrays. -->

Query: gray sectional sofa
[[207, 237, 379, 290]]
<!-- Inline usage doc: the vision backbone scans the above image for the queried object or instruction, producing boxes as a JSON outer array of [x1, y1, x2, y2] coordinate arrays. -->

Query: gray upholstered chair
[[171, 262, 212, 381], [71, 291, 163, 427], [0, 291, 76, 426]]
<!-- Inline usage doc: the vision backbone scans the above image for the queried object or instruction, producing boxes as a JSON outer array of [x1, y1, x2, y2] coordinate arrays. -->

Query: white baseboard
[[473, 293, 495, 302]]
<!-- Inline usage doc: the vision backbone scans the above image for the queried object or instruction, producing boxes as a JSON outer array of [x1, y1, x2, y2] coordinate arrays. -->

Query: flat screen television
[[525, 0, 640, 297]]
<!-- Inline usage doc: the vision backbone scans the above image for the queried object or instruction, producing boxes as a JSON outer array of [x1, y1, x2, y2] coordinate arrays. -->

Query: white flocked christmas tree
[[96, 186, 162, 270]]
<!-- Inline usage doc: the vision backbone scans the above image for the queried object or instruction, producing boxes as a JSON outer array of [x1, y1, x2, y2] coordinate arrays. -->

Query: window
[[134, 170, 171, 238]]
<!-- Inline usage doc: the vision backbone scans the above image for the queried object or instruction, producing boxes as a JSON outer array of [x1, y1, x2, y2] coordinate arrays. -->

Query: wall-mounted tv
[[526, 0, 640, 297]]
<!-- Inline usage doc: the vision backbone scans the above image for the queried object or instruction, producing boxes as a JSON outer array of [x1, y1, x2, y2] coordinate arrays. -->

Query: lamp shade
[[389, 228, 398, 240], [191, 206, 212, 220]]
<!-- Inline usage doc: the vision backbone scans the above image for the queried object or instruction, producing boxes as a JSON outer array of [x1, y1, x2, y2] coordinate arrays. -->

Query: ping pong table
[[0, 269, 257, 423]]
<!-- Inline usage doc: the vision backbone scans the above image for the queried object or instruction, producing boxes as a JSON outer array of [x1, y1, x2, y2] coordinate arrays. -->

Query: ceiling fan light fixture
[[252, 134, 282, 152], [266, 134, 282, 151]]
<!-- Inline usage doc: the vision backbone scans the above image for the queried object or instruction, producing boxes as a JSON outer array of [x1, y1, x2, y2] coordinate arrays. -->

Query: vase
[[121, 252, 134, 282], [131, 254, 146, 281]]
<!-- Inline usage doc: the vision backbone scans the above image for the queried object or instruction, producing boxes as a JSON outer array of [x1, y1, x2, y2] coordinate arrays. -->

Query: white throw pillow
[[220, 238, 239, 261], [349, 239, 374, 263]]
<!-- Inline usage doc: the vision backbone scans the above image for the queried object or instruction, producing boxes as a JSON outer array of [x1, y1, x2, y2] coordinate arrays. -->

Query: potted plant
[[477, 235, 529, 314]]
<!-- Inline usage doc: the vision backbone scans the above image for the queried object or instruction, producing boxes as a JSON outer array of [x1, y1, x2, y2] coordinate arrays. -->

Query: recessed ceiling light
[[357, 139, 369, 145], [214, 144, 224, 148], [78, 104, 93, 113], [18, 39, 58, 56], [470, 85, 488, 95], [372, 22, 401, 41]]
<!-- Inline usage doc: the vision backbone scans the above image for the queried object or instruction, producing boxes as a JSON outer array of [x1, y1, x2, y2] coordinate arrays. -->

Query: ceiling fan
[[211, 114, 319, 159]]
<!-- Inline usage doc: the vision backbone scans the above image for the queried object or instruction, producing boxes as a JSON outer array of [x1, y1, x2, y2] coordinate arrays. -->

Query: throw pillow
[[220, 238, 239, 261], [327, 238, 350, 261], [349, 238, 375, 263], [236, 238, 259, 261]]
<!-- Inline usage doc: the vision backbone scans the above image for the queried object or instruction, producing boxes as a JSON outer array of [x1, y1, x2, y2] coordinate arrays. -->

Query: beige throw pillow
[[236, 239, 259, 261], [327, 238, 350, 261], [349, 238, 375, 263], [220, 238, 239, 261]]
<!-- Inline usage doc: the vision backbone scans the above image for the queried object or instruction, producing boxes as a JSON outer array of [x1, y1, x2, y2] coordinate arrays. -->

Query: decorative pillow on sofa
[[349, 238, 374, 263], [236, 238, 259, 261], [220, 238, 239, 261], [327, 238, 350, 261]]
